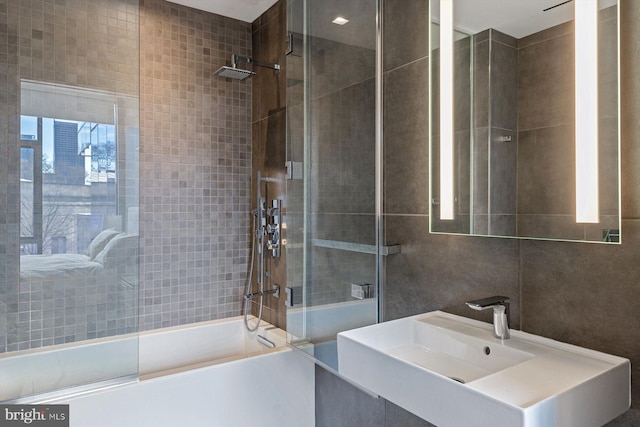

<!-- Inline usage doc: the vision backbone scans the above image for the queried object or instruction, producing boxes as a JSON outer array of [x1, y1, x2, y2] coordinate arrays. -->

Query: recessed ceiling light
[[332, 17, 349, 25]]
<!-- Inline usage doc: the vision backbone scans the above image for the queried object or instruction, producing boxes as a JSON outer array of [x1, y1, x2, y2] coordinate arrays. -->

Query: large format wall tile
[[310, 79, 376, 215], [383, 58, 429, 215], [321, 0, 640, 424], [383, 0, 428, 72], [383, 215, 521, 327], [517, 124, 575, 216], [521, 219, 640, 406], [620, 0, 640, 219], [316, 366, 385, 427], [518, 29, 574, 132], [489, 32, 518, 131]]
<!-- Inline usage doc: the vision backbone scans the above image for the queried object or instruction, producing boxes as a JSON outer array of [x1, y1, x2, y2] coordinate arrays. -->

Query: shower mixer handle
[[266, 199, 282, 258], [258, 197, 267, 228], [267, 228, 280, 250]]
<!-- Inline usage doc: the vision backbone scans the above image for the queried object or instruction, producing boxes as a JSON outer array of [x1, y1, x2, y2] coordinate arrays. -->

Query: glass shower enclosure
[[285, 0, 381, 370], [0, 0, 140, 401]]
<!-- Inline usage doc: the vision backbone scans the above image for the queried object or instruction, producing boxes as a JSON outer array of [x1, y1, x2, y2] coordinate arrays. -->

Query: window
[[20, 116, 118, 255]]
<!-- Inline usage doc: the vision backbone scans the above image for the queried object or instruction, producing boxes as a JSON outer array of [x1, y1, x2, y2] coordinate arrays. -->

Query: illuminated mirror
[[429, 0, 620, 243]]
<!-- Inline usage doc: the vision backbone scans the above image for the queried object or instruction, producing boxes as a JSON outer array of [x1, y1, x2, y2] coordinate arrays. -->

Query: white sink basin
[[337, 311, 630, 427], [386, 315, 534, 383]]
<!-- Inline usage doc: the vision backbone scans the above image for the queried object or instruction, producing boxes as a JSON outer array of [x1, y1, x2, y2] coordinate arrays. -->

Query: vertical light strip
[[440, 0, 454, 220], [575, 0, 599, 223]]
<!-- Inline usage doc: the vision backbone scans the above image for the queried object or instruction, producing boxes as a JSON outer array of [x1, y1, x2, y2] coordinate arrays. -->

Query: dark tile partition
[[250, 0, 288, 328]]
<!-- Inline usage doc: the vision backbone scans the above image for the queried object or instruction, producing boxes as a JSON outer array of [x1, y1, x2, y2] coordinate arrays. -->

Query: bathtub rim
[[1, 315, 287, 403], [139, 315, 288, 380]]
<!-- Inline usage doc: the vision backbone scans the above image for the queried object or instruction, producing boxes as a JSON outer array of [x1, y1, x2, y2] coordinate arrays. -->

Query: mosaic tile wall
[[138, 0, 252, 330], [0, 0, 139, 352], [0, 0, 20, 354], [0, 0, 252, 349]]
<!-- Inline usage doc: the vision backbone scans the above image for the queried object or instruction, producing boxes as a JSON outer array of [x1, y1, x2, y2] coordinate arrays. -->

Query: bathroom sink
[[337, 311, 630, 427], [384, 315, 534, 383]]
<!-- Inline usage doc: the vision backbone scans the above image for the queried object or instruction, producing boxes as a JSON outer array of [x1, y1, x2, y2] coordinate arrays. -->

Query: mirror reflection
[[429, 0, 620, 243], [19, 81, 140, 346]]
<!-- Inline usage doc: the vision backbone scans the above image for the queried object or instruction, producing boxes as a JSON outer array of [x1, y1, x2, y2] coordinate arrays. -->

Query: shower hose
[[243, 214, 263, 332]]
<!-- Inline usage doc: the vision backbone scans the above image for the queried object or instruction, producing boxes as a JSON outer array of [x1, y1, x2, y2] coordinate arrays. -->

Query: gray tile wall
[[286, 30, 376, 309], [307, 32, 377, 306], [517, 9, 619, 240], [314, 0, 466, 422], [0, 0, 20, 354], [379, 1, 640, 425], [0, 0, 139, 351], [315, 0, 638, 425], [0, 0, 254, 350], [139, 0, 252, 330], [474, 30, 518, 236], [383, 0, 522, 329], [316, 365, 435, 427]]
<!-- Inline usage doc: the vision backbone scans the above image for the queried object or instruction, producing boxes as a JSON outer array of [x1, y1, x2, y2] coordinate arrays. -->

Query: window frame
[[20, 117, 44, 253]]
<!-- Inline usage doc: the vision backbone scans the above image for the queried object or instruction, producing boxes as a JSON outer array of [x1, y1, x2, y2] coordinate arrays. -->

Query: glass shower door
[[286, 0, 379, 370], [0, 0, 140, 401]]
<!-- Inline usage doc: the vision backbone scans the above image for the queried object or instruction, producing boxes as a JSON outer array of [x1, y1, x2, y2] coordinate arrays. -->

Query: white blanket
[[20, 254, 104, 281]]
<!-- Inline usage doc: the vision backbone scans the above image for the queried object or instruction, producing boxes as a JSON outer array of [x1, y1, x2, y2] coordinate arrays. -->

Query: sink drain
[[449, 377, 466, 384]]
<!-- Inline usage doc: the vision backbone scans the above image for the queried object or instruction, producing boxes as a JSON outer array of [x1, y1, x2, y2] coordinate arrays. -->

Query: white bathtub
[[2, 316, 315, 427], [138, 315, 289, 378]]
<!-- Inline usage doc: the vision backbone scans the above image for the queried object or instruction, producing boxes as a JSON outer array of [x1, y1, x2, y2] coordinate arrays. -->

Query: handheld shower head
[[214, 66, 256, 81]]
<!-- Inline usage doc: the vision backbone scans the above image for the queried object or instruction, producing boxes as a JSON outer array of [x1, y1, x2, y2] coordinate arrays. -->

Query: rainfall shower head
[[214, 54, 280, 81], [214, 66, 256, 81]]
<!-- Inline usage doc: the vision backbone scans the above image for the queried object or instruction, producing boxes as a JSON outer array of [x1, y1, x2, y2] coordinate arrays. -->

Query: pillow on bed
[[93, 233, 138, 269], [87, 228, 121, 260]]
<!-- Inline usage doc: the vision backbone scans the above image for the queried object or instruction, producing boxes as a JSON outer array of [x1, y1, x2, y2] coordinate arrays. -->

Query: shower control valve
[[266, 199, 282, 258]]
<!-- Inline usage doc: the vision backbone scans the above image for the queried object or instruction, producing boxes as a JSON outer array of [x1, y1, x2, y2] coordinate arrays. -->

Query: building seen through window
[[20, 116, 117, 255]]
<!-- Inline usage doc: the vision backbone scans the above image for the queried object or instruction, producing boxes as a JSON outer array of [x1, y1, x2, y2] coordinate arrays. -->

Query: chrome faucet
[[465, 296, 510, 340]]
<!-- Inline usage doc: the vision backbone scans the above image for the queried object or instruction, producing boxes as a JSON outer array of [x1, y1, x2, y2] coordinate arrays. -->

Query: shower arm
[[232, 54, 280, 72]]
